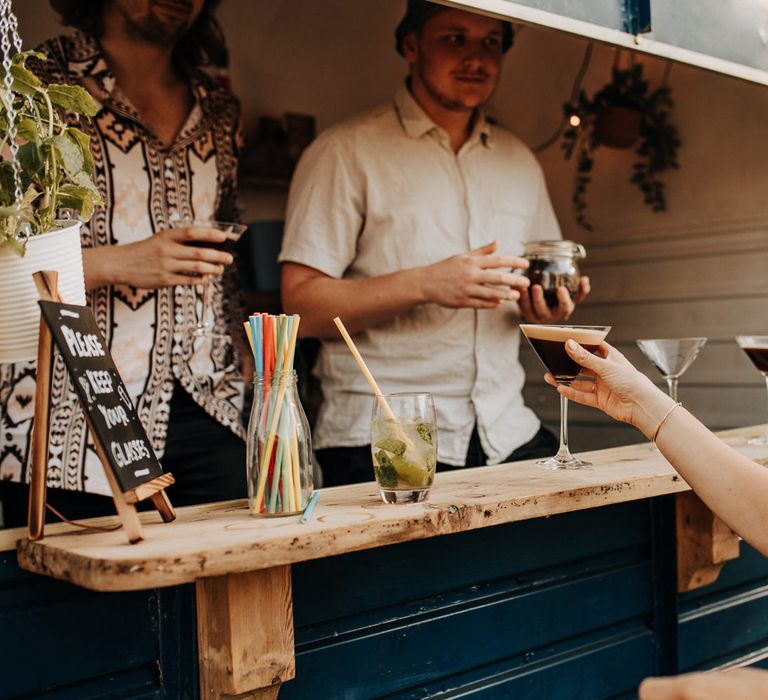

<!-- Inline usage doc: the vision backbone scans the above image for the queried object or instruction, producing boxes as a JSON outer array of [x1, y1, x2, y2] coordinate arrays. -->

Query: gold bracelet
[[653, 402, 681, 444]]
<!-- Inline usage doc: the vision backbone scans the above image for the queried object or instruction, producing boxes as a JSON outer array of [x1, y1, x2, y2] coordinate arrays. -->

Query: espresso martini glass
[[735, 336, 768, 445], [176, 220, 247, 338], [521, 324, 611, 469], [635, 338, 707, 403]]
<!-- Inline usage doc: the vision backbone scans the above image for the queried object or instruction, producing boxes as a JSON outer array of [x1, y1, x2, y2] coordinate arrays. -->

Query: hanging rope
[[0, 0, 23, 211], [534, 42, 593, 153]]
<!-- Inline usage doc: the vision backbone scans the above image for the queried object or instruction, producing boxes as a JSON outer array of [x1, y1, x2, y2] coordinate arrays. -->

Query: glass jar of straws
[[247, 370, 313, 516], [245, 312, 313, 516]]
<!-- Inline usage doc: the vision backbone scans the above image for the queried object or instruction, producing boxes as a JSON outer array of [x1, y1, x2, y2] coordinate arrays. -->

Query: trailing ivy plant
[[0, 50, 103, 254], [561, 63, 681, 230]]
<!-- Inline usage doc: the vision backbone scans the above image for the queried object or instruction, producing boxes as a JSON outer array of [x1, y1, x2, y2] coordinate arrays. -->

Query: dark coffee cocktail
[[521, 325, 606, 384], [526, 258, 580, 309], [742, 346, 768, 374]]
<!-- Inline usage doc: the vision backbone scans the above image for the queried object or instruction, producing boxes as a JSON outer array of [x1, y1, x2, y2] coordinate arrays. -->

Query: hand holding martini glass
[[177, 220, 246, 338], [521, 324, 611, 469]]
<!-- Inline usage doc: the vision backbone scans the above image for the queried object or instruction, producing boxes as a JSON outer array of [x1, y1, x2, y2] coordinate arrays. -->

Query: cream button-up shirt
[[280, 84, 561, 466]]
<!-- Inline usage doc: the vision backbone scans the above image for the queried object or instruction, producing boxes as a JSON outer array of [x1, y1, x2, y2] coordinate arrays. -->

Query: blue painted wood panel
[[678, 545, 768, 672], [1, 497, 767, 698]]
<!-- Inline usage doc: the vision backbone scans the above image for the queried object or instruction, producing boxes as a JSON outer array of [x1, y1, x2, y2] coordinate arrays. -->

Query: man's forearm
[[83, 246, 122, 291], [283, 267, 427, 338]]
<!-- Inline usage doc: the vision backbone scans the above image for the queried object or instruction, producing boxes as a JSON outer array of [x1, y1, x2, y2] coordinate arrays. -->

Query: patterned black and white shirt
[[0, 32, 245, 495]]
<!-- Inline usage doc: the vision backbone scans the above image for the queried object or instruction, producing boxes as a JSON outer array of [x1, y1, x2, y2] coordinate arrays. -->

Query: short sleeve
[[279, 132, 365, 279]]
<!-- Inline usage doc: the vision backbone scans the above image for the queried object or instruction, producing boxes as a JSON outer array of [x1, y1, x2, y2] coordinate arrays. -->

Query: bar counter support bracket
[[196, 565, 296, 699], [676, 491, 741, 592]]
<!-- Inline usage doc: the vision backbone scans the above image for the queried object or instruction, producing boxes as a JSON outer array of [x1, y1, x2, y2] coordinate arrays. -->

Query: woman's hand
[[544, 339, 674, 439], [84, 225, 234, 291]]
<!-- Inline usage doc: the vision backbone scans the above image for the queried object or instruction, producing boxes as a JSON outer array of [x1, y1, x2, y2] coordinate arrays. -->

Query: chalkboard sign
[[39, 300, 165, 493]]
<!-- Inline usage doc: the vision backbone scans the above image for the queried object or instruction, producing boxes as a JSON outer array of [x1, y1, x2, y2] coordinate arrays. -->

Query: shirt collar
[[64, 31, 209, 140], [393, 81, 494, 148]]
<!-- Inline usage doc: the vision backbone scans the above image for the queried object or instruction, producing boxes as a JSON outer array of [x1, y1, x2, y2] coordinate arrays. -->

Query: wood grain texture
[[14, 425, 766, 592], [676, 491, 741, 592], [197, 567, 294, 698]]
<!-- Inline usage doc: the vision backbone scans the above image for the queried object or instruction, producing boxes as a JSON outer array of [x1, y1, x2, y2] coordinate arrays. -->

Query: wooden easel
[[28, 271, 176, 544]]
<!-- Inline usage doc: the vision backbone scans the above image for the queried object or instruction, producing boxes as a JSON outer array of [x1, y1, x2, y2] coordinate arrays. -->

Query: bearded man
[[0, 0, 248, 526], [279, 0, 590, 486]]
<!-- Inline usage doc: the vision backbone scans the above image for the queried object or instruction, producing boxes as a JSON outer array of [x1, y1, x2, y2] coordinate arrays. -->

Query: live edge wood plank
[[13, 425, 766, 593]]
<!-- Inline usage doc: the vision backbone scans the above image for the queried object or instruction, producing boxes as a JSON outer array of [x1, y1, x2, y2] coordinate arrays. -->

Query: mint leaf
[[374, 438, 406, 456], [374, 451, 398, 488], [416, 423, 433, 445]]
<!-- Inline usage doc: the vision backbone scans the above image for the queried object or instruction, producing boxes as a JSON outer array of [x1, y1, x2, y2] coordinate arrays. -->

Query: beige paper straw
[[333, 317, 415, 451]]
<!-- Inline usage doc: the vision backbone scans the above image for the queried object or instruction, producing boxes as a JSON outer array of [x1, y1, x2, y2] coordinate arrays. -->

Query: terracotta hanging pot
[[595, 104, 643, 149]]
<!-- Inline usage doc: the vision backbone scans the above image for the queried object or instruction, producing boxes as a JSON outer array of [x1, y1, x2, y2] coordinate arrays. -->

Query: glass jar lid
[[523, 240, 586, 260]]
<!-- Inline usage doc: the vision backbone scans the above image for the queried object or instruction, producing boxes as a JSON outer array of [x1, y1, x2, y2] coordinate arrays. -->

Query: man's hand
[[639, 668, 768, 699], [421, 241, 530, 309], [84, 225, 234, 291], [517, 276, 590, 323]]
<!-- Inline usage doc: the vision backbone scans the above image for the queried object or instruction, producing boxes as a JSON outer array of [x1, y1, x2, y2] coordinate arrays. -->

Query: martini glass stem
[[554, 392, 574, 461], [196, 274, 212, 335], [665, 377, 678, 402], [762, 375, 768, 441]]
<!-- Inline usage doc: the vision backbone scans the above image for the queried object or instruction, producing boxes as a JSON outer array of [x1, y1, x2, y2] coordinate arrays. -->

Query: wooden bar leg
[[676, 491, 740, 592], [196, 566, 295, 700]]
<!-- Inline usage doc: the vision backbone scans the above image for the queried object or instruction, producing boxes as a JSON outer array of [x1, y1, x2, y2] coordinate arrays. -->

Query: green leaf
[[72, 171, 101, 196], [58, 183, 95, 221], [0, 205, 22, 218], [374, 438, 406, 456], [15, 118, 39, 142], [66, 127, 94, 176], [373, 451, 398, 488], [9, 64, 42, 97], [53, 133, 84, 178], [416, 423, 433, 445], [16, 141, 43, 180], [47, 83, 99, 117]]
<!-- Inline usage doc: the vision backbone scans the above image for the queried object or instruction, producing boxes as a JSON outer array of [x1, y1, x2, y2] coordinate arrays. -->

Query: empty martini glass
[[635, 338, 707, 403]]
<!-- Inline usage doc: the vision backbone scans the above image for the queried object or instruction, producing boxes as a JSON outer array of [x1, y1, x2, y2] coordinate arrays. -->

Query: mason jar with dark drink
[[522, 240, 586, 308]]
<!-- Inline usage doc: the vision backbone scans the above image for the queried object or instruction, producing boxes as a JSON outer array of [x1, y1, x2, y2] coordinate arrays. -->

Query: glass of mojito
[[371, 392, 437, 504]]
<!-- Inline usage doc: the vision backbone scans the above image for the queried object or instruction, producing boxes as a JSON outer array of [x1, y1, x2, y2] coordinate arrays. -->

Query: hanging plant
[[561, 62, 681, 230]]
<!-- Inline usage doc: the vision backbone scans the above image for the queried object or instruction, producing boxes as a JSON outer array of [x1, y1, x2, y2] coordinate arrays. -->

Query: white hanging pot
[[0, 221, 85, 363]]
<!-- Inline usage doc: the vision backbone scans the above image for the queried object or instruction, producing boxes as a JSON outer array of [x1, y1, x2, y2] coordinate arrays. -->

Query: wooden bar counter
[[3, 426, 768, 699]]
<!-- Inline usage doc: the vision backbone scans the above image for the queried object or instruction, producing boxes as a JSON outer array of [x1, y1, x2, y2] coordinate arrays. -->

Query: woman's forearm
[[656, 407, 768, 557]]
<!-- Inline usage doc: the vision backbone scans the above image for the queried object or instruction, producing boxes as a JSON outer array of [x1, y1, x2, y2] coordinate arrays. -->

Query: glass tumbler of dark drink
[[176, 220, 246, 338], [736, 336, 768, 445], [521, 323, 611, 469], [522, 240, 586, 309]]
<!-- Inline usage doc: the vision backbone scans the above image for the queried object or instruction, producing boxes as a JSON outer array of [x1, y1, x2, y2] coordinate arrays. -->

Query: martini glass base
[[748, 435, 768, 446], [536, 455, 592, 470]]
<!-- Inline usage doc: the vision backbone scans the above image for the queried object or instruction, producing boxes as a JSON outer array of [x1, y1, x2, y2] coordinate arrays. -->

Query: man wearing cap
[[279, 1, 590, 486]]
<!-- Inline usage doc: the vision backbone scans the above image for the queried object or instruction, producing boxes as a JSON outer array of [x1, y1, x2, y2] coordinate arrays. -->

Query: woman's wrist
[[632, 377, 678, 439]]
